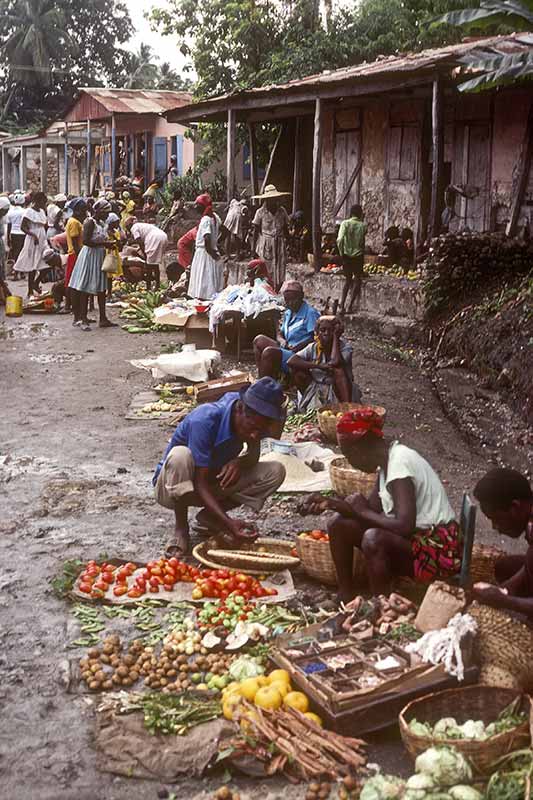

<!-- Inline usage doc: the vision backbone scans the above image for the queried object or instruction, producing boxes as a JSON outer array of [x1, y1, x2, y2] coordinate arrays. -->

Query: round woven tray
[[468, 601, 533, 690], [192, 538, 297, 576], [470, 543, 506, 583], [329, 457, 377, 498], [295, 533, 367, 587], [399, 686, 531, 777], [318, 403, 386, 443]]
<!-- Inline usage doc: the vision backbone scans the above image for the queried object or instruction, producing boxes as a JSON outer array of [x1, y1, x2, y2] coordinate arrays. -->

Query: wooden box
[[194, 372, 253, 404]]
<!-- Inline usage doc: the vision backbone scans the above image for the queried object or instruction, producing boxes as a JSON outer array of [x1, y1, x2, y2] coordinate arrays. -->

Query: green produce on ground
[[115, 690, 221, 735]]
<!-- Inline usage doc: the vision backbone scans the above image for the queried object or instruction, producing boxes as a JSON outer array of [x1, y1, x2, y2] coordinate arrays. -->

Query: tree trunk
[[0, 84, 17, 122]]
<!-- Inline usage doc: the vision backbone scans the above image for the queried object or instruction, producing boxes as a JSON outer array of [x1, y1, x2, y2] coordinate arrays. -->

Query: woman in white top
[[187, 193, 223, 300], [124, 216, 168, 289], [6, 192, 26, 263], [14, 191, 48, 297], [299, 407, 460, 601]]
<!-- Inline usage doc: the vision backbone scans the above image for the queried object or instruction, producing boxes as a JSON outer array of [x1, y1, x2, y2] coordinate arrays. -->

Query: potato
[[129, 670, 139, 682], [123, 654, 136, 667], [117, 665, 129, 678], [94, 670, 106, 682], [88, 648, 100, 659], [88, 680, 101, 691], [102, 680, 113, 691]]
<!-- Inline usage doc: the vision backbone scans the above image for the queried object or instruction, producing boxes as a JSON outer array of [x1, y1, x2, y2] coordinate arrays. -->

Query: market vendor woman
[[254, 279, 320, 378], [472, 468, 533, 618], [299, 407, 459, 600], [153, 378, 286, 556]]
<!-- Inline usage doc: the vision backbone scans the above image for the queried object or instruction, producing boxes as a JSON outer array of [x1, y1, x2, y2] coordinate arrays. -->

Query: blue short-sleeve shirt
[[281, 300, 320, 349], [152, 392, 243, 484]]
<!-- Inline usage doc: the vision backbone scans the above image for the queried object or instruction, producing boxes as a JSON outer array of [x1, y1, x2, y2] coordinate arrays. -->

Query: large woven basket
[[192, 538, 296, 576], [329, 458, 377, 498], [399, 686, 531, 777], [470, 543, 506, 583], [318, 403, 386, 443], [468, 602, 533, 690], [295, 533, 367, 586]]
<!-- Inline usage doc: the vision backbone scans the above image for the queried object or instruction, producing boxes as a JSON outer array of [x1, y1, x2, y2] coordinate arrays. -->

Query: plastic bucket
[[5, 295, 23, 317]]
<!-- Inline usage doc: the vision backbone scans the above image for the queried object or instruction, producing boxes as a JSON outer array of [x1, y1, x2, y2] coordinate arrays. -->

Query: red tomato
[[169, 557, 179, 568], [219, 590, 229, 600], [127, 587, 143, 598], [86, 567, 100, 578], [116, 570, 128, 583], [235, 573, 248, 583], [135, 578, 146, 589], [101, 571, 114, 584], [163, 583, 174, 592], [94, 581, 109, 592], [149, 585, 159, 594], [79, 582, 92, 594], [237, 582, 248, 592], [149, 576, 163, 588], [125, 562, 137, 572], [113, 585, 128, 597], [91, 588, 105, 599], [150, 565, 162, 576], [202, 580, 215, 595], [267, 588, 278, 596], [189, 567, 200, 578]]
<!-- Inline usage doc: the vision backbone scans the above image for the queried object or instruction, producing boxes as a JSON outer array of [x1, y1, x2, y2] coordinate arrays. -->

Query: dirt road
[[0, 304, 523, 800]]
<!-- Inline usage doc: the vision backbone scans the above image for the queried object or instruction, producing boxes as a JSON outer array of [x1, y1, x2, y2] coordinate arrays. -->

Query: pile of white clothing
[[208, 282, 283, 332]]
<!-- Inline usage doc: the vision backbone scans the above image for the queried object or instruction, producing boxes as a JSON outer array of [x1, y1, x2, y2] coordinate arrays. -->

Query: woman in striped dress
[[68, 199, 117, 331]]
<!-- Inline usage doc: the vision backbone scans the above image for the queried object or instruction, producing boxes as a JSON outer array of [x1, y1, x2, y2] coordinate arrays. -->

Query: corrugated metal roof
[[167, 33, 533, 120], [65, 88, 193, 122]]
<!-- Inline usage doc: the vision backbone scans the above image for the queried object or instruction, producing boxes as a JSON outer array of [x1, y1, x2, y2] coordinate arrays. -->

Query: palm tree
[[123, 44, 160, 89], [435, 1, 533, 91], [157, 62, 192, 91], [0, 0, 75, 120]]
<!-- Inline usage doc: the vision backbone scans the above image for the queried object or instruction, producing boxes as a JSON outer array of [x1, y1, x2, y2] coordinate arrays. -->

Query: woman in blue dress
[[68, 199, 117, 331]]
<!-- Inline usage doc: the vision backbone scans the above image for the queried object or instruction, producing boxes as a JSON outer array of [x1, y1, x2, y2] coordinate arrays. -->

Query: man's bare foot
[[165, 527, 190, 557]]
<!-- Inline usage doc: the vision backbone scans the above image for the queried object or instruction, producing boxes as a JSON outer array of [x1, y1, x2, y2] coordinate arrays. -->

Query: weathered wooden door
[[451, 120, 491, 232], [334, 128, 361, 219]]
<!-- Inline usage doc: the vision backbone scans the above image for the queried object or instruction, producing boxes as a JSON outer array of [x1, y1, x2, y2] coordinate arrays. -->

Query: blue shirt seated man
[[253, 279, 320, 379], [153, 377, 286, 556]]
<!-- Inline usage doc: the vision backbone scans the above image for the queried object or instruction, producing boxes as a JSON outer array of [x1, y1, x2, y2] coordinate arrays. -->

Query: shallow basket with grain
[[295, 533, 367, 586], [470, 543, 506, 583], [318, 403, 386, 443], [468, 601, 533, 690], [192, 538, 296, 576], [329, 457, 377, 498], [399, 686, 531, 777], [205, 548, 299, 572]]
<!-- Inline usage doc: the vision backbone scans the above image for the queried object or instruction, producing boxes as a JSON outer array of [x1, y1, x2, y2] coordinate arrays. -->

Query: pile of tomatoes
[[77, 559, 277, 602], [192, 570, 277, 601], [299, 530, 330, 543]]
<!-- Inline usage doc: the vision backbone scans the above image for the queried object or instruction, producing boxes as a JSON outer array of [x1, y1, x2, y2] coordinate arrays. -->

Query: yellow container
[[5, 295, 23, 317]]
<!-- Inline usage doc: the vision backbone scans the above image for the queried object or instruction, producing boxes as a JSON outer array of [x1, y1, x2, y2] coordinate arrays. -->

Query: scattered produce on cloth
[[408, 698, 528, 741], [100, 689, 222, 735], [284, 410, 318, 432], [341, 593, 419, 641]]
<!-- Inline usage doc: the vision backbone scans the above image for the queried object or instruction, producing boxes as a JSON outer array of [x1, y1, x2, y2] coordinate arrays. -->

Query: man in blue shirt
[[253, 280, 320, 379], [153, 377, 286, 555]]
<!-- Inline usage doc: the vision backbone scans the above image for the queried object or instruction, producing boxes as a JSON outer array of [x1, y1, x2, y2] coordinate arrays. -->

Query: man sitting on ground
[[472, 468, 533, 618], [153, 377, 286, 556]]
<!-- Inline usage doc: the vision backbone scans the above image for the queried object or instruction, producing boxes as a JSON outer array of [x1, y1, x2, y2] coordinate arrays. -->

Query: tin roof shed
[[64, 88, 193, 123]]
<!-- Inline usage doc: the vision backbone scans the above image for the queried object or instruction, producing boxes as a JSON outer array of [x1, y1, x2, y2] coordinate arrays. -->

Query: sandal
[[165, 539, 190, 558]]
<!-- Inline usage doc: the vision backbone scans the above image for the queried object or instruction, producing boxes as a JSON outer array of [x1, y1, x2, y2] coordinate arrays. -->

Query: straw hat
[[252, 184, 291, 200]]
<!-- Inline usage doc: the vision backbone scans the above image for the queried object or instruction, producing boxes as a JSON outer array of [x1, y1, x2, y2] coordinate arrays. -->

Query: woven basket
[[470, 543, 506, 583], [468, 602, 533, 690], [192, 538, 296, 576], [206, 548, 299, 572], [329, 458, 377, 498], [318, 403, 386, 443], [295, 533, 367, 587], [399, 686, 531, 777]]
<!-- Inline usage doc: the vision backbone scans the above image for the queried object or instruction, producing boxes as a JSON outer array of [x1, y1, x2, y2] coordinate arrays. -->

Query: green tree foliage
[[434, 0, 533, 91], [0, 0, 133, 126]]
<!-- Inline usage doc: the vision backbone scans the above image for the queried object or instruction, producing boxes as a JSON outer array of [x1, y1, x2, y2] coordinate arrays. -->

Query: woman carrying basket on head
[[298, 407, 460, 601]]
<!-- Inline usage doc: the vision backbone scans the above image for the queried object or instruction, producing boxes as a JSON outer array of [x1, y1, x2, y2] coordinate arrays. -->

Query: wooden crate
[[194, 372, 253, 404]]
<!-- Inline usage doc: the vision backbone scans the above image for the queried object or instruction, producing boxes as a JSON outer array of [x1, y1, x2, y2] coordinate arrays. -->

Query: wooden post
[[64, 122, 69, 194], [144, 130, 150, 187], [312, 97, 323, 271], [429, 78, 444, 238], [20, 145, 27, 189], [506, 101, 533, 236], [227, 108, 236, 202], [40, 141, 48, 192], [111, 112, 117, 191], [292, 117, 302, 214], [86, 119, 92, 195], [1, 147, 8, 192], [248, 122, 259, 198], [132, 133, 137, 175]]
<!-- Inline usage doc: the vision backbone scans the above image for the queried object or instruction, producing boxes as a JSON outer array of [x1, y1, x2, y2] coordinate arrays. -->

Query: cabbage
[[449, 786, 483, 800], [457, 721, 486, 740], [360, 774, 405, 800], [406, 775, 437, 792], [415, 747, 473, 786], [434, 718, 458, 735], [228, 655, 265, 681], [410, 719, 433, 737]]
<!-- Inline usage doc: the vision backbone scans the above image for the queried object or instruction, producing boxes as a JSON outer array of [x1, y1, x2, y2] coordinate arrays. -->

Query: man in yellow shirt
[[337, 204, 366, 315]]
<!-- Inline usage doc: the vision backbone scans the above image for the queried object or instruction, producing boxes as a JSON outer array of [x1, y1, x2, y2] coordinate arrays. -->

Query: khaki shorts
[[154, 446, 285, 512]]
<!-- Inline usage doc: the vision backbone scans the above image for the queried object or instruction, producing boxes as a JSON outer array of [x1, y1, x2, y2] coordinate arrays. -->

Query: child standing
[[337, 204, 366, 315]]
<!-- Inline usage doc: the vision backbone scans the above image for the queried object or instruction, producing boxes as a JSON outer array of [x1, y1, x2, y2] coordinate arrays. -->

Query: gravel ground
[[0, 293, 528, 800]]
